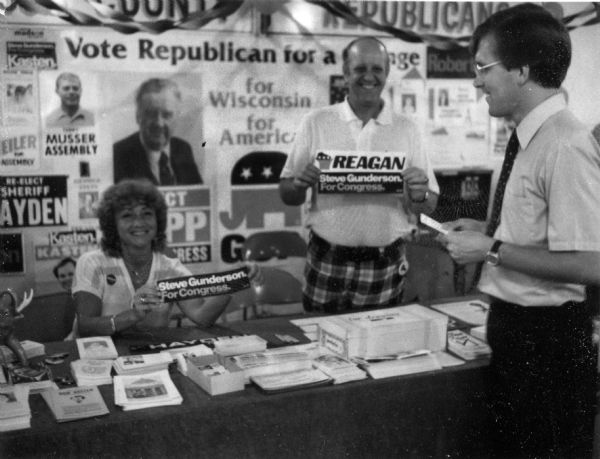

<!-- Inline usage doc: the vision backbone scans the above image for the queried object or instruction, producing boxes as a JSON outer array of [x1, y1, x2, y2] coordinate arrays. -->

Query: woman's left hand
[[132, 286, 166, 315]]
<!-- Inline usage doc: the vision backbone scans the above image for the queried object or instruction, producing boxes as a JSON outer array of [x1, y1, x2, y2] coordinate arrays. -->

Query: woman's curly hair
[[97, 179, 168, 257]]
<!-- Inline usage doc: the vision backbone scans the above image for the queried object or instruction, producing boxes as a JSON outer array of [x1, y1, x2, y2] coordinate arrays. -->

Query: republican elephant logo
[[219, 151, 302, 230]]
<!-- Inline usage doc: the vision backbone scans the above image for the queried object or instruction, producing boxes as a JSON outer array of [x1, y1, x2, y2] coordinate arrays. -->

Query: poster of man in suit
[[109, 74, 204, 186]]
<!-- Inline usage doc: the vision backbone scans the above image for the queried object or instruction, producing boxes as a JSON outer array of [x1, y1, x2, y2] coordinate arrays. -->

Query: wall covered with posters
[[1, 1, 600, 298]]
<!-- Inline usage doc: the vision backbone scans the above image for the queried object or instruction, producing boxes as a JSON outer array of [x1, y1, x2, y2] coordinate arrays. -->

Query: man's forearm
[[497, 244, 600, 285]]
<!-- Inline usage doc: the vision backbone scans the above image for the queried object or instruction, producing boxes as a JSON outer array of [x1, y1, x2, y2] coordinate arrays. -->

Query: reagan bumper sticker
[[157, 267, 251, 302], [315, 151, 406, 194]]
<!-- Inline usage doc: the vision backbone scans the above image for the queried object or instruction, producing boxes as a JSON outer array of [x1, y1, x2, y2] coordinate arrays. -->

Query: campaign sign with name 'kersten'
[[315, 151, 406, 194], [157, 267, 250, 302]]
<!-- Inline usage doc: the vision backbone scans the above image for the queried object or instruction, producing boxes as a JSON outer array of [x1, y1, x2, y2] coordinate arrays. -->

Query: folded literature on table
[[70, 359, 113, 386], [447, 330, 491, 360], [42, 386, 109, 422], [318, 304, 447, 359], [0, 384, 31, 432], [223, 344, 319, 384], [251, 368, 333, 394], [114, 369, 182, 411], [76, 336, 118, 360], [355, 350, 443, 379], [312, 353, 367, 384], [113, 353, 172, 375]]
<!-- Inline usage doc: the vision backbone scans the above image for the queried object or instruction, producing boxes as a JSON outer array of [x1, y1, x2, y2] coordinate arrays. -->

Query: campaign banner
[[157, 267, 250, 302], [316, 151, 406, 194], [0, 175, 68, 227]]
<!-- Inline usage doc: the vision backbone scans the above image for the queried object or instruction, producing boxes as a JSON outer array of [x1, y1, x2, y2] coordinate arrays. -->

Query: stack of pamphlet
[[0, 340, 45, 364], [3, 362, 56, 393], [176, 352, 217, 376], [76, 336, 118, 360], [41, 386, 109, 422], [356, 350, 442, 379], [447, 330, 491, 360], [312, 353, 367, 384], [113, 353, 172, 375], [251, 368, 333, 394], [469, 325, 487, 342], [114, 369, 182, 411], [182, 358, 244, 395], [212, 335, 268, 357], [224, 344, 319, 384], [70, 359, 113, 386], [0, 385, 31, 432]]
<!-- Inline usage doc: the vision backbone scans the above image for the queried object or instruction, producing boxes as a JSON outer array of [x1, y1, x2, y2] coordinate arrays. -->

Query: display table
[[1, 316, 493, 459]]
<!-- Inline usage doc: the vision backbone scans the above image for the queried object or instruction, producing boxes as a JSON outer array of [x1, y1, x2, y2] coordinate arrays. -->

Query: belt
[[310, 231, 404, 263]]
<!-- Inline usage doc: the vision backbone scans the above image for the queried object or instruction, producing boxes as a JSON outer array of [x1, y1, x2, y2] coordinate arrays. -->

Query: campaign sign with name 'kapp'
[[315, 150, 406, 194], [157, 267, 251, 302]]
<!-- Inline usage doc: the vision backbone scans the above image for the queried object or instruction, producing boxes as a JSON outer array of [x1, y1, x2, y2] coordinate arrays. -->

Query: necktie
[[158, 152, 174, 186], [486, 130, 520, 237], [468, 130, 519, 291]]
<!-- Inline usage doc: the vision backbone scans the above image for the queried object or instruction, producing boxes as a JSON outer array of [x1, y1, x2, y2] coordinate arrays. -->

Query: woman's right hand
[[132, 286, 165, 320]]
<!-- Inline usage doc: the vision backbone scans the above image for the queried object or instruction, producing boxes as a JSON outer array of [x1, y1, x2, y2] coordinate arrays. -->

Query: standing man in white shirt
[[279, 36, 438, 314], [441, 4, 600, 457]]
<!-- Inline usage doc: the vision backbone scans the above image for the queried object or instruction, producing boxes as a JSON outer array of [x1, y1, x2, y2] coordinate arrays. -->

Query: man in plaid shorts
[[279, 37, 439, 313]]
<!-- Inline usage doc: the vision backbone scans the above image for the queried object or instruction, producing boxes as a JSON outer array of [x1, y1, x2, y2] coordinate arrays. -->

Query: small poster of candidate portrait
[[105, 73, 204, 186], [3, 70, 37, 126], [40, 71, 97, 129]]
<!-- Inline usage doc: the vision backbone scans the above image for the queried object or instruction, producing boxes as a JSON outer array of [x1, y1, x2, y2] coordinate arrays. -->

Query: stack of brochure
[[114, 369, 182, 411], [76, 336, 119, 360], [42, 386, 109, 422], [212, 335, 267, 357], [182, 359, 244, 396], [0, 385, 31, 432], [113, 353, 173, 375], [447, 330, 491, 360], [70, 359, 113, 386], [355, 350, 442, 379], [224, 344, 319, 384], [312, 354, 367, 384], [251, 368, 333, 394]]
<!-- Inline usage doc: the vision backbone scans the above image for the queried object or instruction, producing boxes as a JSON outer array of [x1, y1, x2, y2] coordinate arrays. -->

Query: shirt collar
[[340, 97, 392, 126], [516, 93, 567, 150], [139, 134, 170, 157]]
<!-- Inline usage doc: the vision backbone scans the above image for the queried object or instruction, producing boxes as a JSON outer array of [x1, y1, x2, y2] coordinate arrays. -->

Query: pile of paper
[[70, 359, 113, 386], [431, 299, 489, 327], [0, 340, 45, 364], [76, 336, 118, 360], [114, 370, 182, 411], [0, 385, 31, 432], [312, 353, 367, 384], [251, 368, 332, 394], [357, 351, 442, 379], [42, 386, 109, 422], [212, 335, 267, 357], [447, 330, 491, 360], [224, 344, 319, 384], [183, 359, 244, 396], [113, 353, 172, 375]]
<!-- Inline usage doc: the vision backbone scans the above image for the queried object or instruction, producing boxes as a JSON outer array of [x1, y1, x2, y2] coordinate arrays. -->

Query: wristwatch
[[485, 240, 503, 266]]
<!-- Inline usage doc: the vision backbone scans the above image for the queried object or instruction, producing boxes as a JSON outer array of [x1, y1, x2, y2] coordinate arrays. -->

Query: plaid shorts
[[303, 232, 409, 313]]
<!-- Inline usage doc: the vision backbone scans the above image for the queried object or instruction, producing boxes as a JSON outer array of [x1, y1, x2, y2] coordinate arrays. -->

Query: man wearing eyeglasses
[[440, 4, 600, 458]]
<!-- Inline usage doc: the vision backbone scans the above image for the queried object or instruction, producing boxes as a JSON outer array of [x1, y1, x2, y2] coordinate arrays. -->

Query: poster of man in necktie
[[106, 73, 204, 186]]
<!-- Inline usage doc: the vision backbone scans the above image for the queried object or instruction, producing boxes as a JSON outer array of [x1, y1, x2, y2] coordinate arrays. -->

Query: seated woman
[[73, 179, 260, 337]]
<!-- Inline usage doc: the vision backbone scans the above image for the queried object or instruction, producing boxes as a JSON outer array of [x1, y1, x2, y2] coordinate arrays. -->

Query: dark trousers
[[486, 299, 597, 458]]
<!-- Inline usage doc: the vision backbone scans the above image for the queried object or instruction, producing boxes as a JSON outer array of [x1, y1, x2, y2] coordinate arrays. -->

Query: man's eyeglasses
[[473, 60, 502, 76]]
